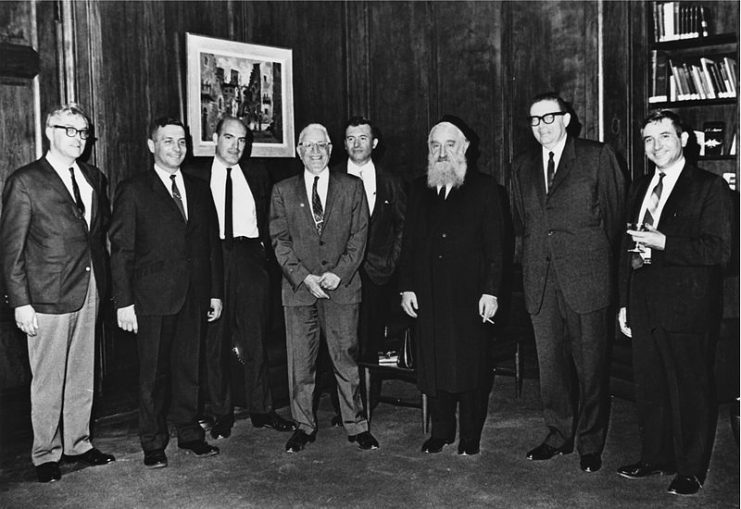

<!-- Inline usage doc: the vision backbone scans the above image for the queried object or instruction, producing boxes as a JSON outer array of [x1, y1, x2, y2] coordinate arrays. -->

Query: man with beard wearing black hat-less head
[[399, 116, 504, 456]]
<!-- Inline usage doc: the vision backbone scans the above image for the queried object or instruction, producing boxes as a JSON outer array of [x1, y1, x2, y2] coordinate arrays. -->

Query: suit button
[[547, 230, 554, 236], [438, 255, 443, 259], [85, 267, 91, 272], [441, 233, 447, 238]]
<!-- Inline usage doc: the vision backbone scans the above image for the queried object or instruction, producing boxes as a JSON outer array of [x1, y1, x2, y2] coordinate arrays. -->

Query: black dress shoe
[[210, 419, 232, 440], [178, 440, 220, 457], [36, 462, 61, 483], [68, 448, 116, 466], [421, 437, 454, 454], [348, 431, 379, 450], [667, 475, 702, 496], [617, 461, 676, 479], [285, 430, 316, 453], [457, 439, 480, 456], [143, 449, 168, 469], [252, 411, 296, 432], [330, 414, 343, 427], [526, 443, 573, 461], [580, 453, 602, 472]]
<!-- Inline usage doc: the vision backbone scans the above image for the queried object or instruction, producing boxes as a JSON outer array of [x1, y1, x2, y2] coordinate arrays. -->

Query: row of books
[[649, 51, 737, 103], [652, 2, 709, 43]]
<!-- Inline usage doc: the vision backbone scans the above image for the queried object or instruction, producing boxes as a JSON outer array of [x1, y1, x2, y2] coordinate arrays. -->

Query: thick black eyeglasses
[[528, 112, 567, 127], [52, 125, 91, 140]]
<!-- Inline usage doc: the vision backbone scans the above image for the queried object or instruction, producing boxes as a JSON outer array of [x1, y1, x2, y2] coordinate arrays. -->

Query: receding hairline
[[428, 122, 466, 143], [298, 123, 330, 143]]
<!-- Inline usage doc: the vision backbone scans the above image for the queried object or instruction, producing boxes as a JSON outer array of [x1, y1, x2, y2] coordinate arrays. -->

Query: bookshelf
[[646, 1, 739, 189]]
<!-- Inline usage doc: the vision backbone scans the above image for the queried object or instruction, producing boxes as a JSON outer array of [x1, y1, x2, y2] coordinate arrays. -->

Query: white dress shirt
[[638, 157, 685, 228], [541, 135, 568, 190], [347, 159, 377, 214], [154, 164, 188, 220], [210, 160, 259, 239], [46, 152, 93, 227]]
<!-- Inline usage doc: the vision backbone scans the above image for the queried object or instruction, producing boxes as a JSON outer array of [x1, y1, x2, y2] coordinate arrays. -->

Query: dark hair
[[149, 117, 186, 140], [343, 116, 378, 140], [529, 92, 568, 113], [641, 109, 683, 135], [45, 103, 90, 127], [215, 115, 254, 143]]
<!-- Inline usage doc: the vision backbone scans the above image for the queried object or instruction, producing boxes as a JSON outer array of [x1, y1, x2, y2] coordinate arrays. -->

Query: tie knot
[[658, 171, 665, 180], [226, 167, 232, 174], [314, 176, 319, 184], [548, 151, 554, 161], [170, 174, 176, 182], [69, 167, 75, 175]]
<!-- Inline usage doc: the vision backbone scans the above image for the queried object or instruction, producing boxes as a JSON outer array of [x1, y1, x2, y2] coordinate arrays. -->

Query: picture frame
[[186, 33, 295, 158]]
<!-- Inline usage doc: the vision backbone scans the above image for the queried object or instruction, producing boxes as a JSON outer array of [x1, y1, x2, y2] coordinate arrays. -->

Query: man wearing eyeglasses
[[0, 104, 115, 482], [511, 92, 625, 473], [269, 123, 378, 453]]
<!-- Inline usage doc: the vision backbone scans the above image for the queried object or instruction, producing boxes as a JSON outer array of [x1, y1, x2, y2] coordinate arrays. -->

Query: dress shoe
[[66, 448, 116, 466], [251, 411, 296, 432], [178, 440, 220, 457], [667, 475, 702, 496], [36, 462, 61, 483], [143, 449, 168, 469], [348, 431, 379, 450], [330, 414, 343, 427], [617, 461, 676, 479], [421, 437, 454, 454], [580, 453, 602, 473], [210, 419, 232, 440], [285, 430, 316, 453], [526, 443, 573, 461], [457, 439, 480, 456]]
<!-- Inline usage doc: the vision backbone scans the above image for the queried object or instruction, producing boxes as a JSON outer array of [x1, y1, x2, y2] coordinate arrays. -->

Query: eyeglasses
[[51, 125, 91, 140], [528, 112, 567, 127], [299, 141, 331, 152]]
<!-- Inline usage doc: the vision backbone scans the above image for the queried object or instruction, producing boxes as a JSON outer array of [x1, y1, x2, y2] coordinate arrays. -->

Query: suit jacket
[[269, 170, 369, 306], [618, 164, 731, 333], [109, 168, 223, 315], [183, 158, 272, 252], [512, 136, 625, 315], [0, 157, 109, 314], [331, 161, 406, 286]]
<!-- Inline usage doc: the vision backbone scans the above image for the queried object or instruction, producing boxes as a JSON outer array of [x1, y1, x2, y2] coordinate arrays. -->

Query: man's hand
[[15, 305, 39, 337], [401, 291, 418, 318], [208, 298, 223, 322], [628, 224, 666, 251], [319, 272, 341, 291], [479, 294, 498, 324], [618, 307, 632, 338], [117, 305, 138, 334], [304, 274, 329, 299]]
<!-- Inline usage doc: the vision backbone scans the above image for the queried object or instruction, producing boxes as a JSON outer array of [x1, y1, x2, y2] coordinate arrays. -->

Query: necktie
[[170, 175, 186, 220], [643, 172, 665, 227], [546, 152, 555, 193], [224, 167, 233, 240], [312, 176, 324, 234], [69, 168, 85, 215]]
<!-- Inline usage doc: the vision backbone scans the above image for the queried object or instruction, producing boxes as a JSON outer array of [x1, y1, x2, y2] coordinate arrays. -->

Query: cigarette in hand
[[482, 316, 495, 324]]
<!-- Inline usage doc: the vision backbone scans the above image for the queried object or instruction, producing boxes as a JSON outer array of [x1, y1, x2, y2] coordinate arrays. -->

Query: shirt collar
[[656, 156, 685, 178], [154, 164, 181, 179], [45, 151, 78, 173], [542, 135, 568, 161], [304, 166, 329, 182], [347, 158, 375, 176]]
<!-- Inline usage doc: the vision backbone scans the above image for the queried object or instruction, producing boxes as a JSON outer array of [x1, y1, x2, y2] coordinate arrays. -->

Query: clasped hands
[[401, 291, 498, 324], [116, 298, 223, 335], [303, 272, 341, 299], [627, 224, 665, 251]]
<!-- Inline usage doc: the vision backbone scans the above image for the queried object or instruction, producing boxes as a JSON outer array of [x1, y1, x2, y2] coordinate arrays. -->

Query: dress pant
[[137, 282, 206, 452], [357, 269, 393, 364], [27, 272, 98, 465], [203, 238, 272, 425], [529, 266, 608, 455], [629, 274, 713, 478], [429, 385, 488, 444], [284, 300, 368, 436]]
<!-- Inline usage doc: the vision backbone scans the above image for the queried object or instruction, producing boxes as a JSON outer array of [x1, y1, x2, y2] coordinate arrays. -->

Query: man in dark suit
[[511, 92, 625, 473], [269, 123, 378, 453], [616, 110, 731, 496], [0, 104, 115, 483], [327, 116, 406, 420], [399, 116, 503, 456], [109, 118, 223, 469], [185, 116, 293, 439]]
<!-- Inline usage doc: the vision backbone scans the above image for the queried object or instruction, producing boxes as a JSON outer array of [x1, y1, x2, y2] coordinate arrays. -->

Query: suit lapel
[[527, 151, 546, 208], [149, 168, 186, 223], [548, 136, 574, 197], [294, 175, 317, 233], [323, 172, 339, 229], [41, 158, 79, 211], [77, 162, 97, 231], [372, 167, 387, 222], [630, 176, 652, 222], [659, 165, 693, 222]]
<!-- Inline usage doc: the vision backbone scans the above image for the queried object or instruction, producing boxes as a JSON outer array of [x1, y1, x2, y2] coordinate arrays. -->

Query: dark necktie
[[643, 172, 665, 227], [170, 175, 186, 220], [224, 167, 233, 240], [546, 151, 555, 193], [69, 167, 85, 215], [312, 176, 324, 234]]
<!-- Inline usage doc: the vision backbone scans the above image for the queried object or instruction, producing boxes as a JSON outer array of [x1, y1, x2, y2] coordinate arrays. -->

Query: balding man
[[269, 123, 378, 453], [399, 115, 504, 456]]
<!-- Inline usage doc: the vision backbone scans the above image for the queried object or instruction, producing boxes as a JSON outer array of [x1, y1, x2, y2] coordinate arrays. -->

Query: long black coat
[[398, 171, 503, 395]]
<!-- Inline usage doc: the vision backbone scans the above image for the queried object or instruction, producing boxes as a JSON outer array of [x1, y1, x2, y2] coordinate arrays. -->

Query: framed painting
[[186, 33, 295, 157]]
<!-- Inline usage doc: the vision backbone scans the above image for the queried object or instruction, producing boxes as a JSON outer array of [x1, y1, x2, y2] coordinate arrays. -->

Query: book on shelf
[[649, 50, 669, 103], [661, 56, 737, 102], [693, 130, 705, 156], [703, 121, 725, 156], [653, 2, 709, 42]]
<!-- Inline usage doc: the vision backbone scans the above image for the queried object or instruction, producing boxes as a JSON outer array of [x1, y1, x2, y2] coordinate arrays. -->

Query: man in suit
[[616, 110, 731, 496], [399, 116, 503, 456], [109, 118, 223, 469], [511, 92, 625, 473], [0, 104, 115, 483], [327, 116, 406, 421], [269, 123, 378, 452], [185, 116, 294, 439]]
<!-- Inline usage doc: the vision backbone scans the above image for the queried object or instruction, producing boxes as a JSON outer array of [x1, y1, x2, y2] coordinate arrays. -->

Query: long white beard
[[427, 155, 467, 189]]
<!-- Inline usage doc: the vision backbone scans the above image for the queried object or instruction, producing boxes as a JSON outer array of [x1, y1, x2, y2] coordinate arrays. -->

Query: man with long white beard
[[399, 116, 503, 456]]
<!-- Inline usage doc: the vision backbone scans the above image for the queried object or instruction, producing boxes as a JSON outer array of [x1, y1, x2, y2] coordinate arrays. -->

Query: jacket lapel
[[527, 151, 546, 208], [322, 172, 339, 229], [659, 164, 693, 222], [548, 136, 574, 197], [41, 158, 78, 211], [150, 168, 186, 223], [295, 174, 317, 234], [78, 162, 98, 230]]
